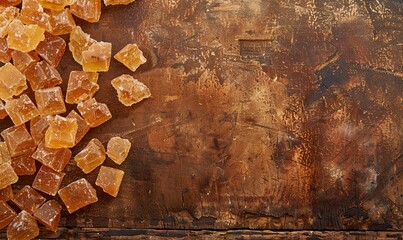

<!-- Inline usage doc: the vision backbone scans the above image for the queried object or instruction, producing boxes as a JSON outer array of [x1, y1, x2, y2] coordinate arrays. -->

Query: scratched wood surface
[[0, 0, 402, 235]]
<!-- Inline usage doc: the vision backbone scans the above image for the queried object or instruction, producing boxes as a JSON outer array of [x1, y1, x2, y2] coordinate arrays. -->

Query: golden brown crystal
[[32, 165, 65, 196], [114, 44, 147, 72], [0, 202, 17, 229], [0, 6, 19, 38], [0, 185, 13, 202], [74, 138, 106, 174], [11, 154, 36, 176], [58, 178, 98, 213], [48, 8, 76, 35], [38, 0, 74, 10], [5, 94, 40, 126], [95, 166, 124, 197], [35, 86, 66, 116], [33, 200, 62, 232], [66, 110, 90, 144], [35, 32, 66, 67], [68, 26, 96, 64], [7, 210, 39, 240], [0, 163, 18, 190], [65, 71, 99, 104], [77, 98, 112, 128], [107, 137, 131, 165], [25, 60, 63, 91], [70, 0, 101, 23], [0, 142, 11, 164], [1, 124, 36, 157], [82, 41, 112, 72], [7, 19, 45, 53], [12, 185, 46, 214], [0, 37, 11, 63], [20, 0, 52, 31], [10, 50, 40, 73], [111, 74, 151, 106], [45, 115, 78, 148], [32, 141, 71, 172], [30, 115, 50, 144], [0, 63, 27, 100]]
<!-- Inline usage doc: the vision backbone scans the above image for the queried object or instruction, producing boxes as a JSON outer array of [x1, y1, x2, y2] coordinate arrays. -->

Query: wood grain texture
[[0, 0, 402, 233]]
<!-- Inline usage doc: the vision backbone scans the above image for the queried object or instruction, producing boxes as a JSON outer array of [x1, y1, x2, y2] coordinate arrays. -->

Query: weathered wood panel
[[0, 0, 402, 233]]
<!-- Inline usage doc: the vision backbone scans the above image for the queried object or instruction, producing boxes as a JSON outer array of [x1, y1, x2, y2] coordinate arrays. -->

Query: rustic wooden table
[[1, 0, 402, 239]]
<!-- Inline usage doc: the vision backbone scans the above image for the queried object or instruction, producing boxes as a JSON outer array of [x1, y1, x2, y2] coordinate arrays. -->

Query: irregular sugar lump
[[7, 210, 39, 240], [11, 50, 40, 73], [12, 185, 46, 214], [114, 43, 147, 72], [32, 140, 71, 172], [35, 86, 66, 116], [11, 154, 36, 176], [25, 60, 63, 91], [20, 0, 52, 31], [33, 200, 62, 232], [35, 32, 66, 67], [45, 115, 78, 148], [107, 137, 131, 165], [0, 6, 19, 38], [0, 185, 13, 202], [7, 19, 45, 53], [0, 62, 27, 101], [0, 37, 11, 63], [70, 0, 101, 23], [77, 98, 112, 128], [111, 74, 151, 106], [0, 141, 11, 164], [82, 41, 112, 72], [69, 26, 95, 65], [0, 202, 17, 229], [58, 178, 98, 213], [66, 110, 90, 144], [30, 115, 50, 144], [5, 94, 40, 126], [65, 71, 99, 104], [0, 163, 18, 191], [95, 166, 124, 197], [32, 165, 65, 196], [75, 138, 106, 174], [47, 8, 76, 35], [1, 124, 36, 157]]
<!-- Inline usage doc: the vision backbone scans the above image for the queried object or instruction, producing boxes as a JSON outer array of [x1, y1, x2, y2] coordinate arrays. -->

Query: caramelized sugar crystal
[[0, 163, 18, 190], [0, 6, 19, 38], [39, 0, 74, 10], [114, 44, 147, 72], [1, 124, 36, 157], [33, 165, 65, 196], [95, 166, 124, 197], [11, 50, 40, 73], [35, 86, 66, 116], [30, 115, 50, 144], [12, 185, 46, 214], [48, 8, 76, 35], [20, 0, 52, 31], [0, 202, 17, 229], [0, 185, 13, 202], [70, 0, 101, 23], [45, 115, 78, 148], [32, 141, 71, 172], [77, 98, 112, 128], [58, 178, 98, 213], [69, 26, 95, 64], [0, 0, 22, 7], [5, 94, 40, 126], [0, 142, 11, 164], [82, 41, 112, 72], [111, 74, 151, 106], [107, 137, 131, 165], [74, 138, 106, 174], [35, 32, 66, 67], [7, 19, 45, 53], [7, 210, 39, 240], [65, 71, 99, 104], [104, 0, 135, 6], [0, 37, 11, 63], [11, 154, 36, 176], [33, 200, 62, 232], [0, 100, 7, 119], [66, 110, 90, 144], [0, 63, 27, 100], [25, 60, 63, 91]]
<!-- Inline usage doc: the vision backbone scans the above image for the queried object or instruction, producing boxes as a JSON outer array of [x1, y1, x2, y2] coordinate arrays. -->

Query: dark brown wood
[[0, 0, 402, 234]]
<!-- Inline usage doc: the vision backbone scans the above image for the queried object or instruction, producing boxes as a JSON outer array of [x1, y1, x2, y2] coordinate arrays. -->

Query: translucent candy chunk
[[35, 86, 66, 116], [0, 202, 17, 229], [48, 8, 76, 35], [68, 26, 95, 64], [74, 138, 106, 174], [7, 210, 39, 240], [32, 141, 71, 172], [7, 19, 45, 53], [114, 44, 147, 72], [111, 74, 151, 106], [82, 42, 112, 72], [77, 98, 112, 128], [107, 137, 131, 165], [30, 116, 50, 144], [66, 110, 90, 144], [95, 166, 124, 197], [0, 163, 18, 190], [58, 178, 98, 213], [5, 94, 40, 126], [35, 32, 66, 67], [32, 165, 65, 196], [65, 71, 99, 104], [0, 63, 27, 101], [1, 124, 36, 157], [20, 0, 52, 31], [104, 0, 135, 6], [0, 6, 19, 38], [0, 100, 7, 119], [0, 0, 22, 7], [0, 142, 11, 164], [25, 61, 63, 91], [12, 185, 46, 214], [11, 154, 36, 176], [0, 185, 13, 202], [33, 200, 62, 232], [11, 50, 40, 73], [39, 0, 74, 10], [70, 0, 101, 23], [0, 37, 11, 63], [45, 115, 78, 148]]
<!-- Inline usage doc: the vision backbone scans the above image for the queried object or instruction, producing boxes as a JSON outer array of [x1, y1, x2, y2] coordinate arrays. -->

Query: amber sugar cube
[[77, 98, 112, 128], [48, 8, 76, 35], [1, 124, 36, 157], [0, 185, 13, 202], [35, 32, 66, 67], [35, 86, 66, 116], [58, 178, 98, 213], [11, 154, 36, 176], [96, 166, 124, 197], [69, 26, 95, 64], [30, 115, 50, 144], [25, 61, 63, 91], [7, 210, 39, 240], [39, 0, 74, 10], [0, 37, 11, 63], [0, 163, 18, 190], [65, 71, 99, 104], [75, 138, 106, 174], [7, 19, 45, 53], [114, 44, 147, 72], [0, 63, 27, 101], [71, 0, 101, 23], [33, 200, 61, 232], [11, 50, 40, 73], [33, 165, 65, 196], [0, 100, 7, 119], [0, 6, 19, 38], [20, 0, 52, 31], [45, 115, 78, 148], [32, 141, 71, 172], [104, 0, 135, 5], [0, 202, 17, 229], [66, 110, 90, 144], [82, 42, 112, 72], [5, 94, 40, 126], [0, 142, 11, 164], [107, 137, 131, 165], [111, 74, 151, 106], [13, 185, 46, 214]]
